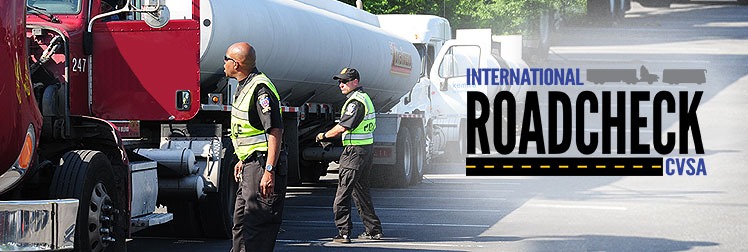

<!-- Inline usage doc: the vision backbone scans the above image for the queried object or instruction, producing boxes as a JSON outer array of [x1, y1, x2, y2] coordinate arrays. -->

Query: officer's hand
[[315, 132, 326, 142], [321, 141, 332, 151], [234, 161, 243, 183], [260, 171, 274, 199]]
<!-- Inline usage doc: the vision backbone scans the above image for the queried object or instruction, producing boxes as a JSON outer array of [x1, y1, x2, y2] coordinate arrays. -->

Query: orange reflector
[[18, 132, 34, 169], [212, 96, 219, 103]]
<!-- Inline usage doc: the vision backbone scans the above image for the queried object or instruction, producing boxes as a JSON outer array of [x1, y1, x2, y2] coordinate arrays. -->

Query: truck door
[[430, 44, 483, 116], [89, 0, 200, 121]]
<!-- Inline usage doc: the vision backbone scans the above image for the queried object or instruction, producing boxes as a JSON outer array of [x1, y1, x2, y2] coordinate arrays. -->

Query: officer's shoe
[[333, 234, 351, 243], [358, 231, 383, 240]]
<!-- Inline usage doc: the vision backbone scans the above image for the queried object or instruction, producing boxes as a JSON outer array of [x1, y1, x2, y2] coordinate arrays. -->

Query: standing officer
[[225, 42, 287, 252], [316, 67, 382, 243]]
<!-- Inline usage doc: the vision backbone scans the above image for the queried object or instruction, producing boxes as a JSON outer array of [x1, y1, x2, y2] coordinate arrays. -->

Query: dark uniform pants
[[231, 152, 287, 252], [334, 145, 382, 235]]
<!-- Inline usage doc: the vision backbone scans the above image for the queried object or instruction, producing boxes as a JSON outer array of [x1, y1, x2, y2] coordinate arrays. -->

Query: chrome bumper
[[0, 199, 78, 251]]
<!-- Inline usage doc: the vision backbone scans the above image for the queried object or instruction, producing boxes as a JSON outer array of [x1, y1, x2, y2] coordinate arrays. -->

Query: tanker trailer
[[196, 0, 425, 188]]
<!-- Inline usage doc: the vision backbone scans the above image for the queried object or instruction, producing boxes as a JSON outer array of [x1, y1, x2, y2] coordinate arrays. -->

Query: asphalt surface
[[128, 1, 748, 251]]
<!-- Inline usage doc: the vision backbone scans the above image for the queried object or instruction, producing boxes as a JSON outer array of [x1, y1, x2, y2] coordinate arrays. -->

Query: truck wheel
[[198, 137, 238, 238], [50, 150, 125, 252], [300, 160, 324, 183], [408, 124, 425, 185], [387, 126, 413, 188]]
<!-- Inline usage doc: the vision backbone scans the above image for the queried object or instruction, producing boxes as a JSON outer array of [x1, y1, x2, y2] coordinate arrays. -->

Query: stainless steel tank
[[198, 0, 421, 111]]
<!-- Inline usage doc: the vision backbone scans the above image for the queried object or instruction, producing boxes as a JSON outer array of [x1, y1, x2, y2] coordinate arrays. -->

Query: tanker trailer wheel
[[447, 120, 468, 161], [408, 124, 425, 185], [198, 137, 238, 238], [385, 126, 413, 188], [50, 150, 125, 252]]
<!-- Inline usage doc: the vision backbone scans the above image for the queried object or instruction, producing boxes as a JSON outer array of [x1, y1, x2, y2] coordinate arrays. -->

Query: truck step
[[131, 213, 173, 228], [130, 160, 157, 172]]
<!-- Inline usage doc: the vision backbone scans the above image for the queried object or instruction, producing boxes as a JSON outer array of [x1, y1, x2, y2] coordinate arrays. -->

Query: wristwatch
[[265, 164, 273, 173]]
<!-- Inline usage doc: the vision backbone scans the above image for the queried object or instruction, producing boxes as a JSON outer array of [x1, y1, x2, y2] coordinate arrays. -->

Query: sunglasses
[[338, 79, 350, 84], [224, 55, 236, 63]]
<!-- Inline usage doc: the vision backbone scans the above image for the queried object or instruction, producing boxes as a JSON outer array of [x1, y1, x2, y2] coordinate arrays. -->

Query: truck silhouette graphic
[[586, 69, 639, 84], [662, 69, 707, 84], [586, 66, 666, 85]]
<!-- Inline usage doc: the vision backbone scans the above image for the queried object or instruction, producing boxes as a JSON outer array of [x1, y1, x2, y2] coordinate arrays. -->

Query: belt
[[243, 149, 286, 162]]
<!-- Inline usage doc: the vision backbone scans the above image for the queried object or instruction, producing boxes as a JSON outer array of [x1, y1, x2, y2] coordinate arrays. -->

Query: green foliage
[[339, 0, 586, 35]]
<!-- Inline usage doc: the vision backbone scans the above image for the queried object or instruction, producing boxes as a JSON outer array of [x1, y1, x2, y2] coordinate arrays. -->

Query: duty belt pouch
[[254, 151, 288, 176], [256, 152, 268, 168]]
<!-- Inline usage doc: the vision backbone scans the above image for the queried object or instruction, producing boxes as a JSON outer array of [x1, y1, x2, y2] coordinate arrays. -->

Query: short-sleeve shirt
[[251, 85, 283, 132], [237, 71, 283, 133]]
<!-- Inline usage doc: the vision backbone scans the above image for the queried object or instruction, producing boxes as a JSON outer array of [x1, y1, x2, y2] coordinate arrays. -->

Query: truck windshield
[[27, 0, 81, 15]]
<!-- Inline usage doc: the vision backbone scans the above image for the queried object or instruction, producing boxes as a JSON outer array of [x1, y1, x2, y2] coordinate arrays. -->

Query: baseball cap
[[333, 67, 360, 82]]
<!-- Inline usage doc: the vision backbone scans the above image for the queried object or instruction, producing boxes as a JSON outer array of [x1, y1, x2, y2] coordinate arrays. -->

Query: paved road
[[128, 1, 748, 251]]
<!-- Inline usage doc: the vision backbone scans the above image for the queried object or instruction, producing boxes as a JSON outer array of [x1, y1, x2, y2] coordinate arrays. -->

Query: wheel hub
[[88, 182, 115, 251]]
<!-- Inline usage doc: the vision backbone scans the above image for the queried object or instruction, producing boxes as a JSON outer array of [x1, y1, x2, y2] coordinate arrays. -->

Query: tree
[[339, 0, 585, 35]]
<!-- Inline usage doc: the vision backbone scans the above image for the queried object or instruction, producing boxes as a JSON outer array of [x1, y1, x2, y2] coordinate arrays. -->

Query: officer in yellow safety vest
[[224, 42, 287, 252], [316, 67, 382, 243]]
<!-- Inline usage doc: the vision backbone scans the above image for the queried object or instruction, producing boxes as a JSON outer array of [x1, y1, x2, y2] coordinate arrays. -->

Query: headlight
[[0, 124, 36, 194]]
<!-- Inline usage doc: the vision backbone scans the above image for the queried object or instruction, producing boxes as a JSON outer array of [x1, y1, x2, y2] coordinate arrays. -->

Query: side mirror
[[439, 78, 449, 91], [143, 0, 170, 28]]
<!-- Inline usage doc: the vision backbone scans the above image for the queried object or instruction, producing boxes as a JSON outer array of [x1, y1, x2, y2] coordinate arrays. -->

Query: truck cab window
[[438, 45, 480, 78], [27, 0, 82, 14], [101, 0, 126, 21]]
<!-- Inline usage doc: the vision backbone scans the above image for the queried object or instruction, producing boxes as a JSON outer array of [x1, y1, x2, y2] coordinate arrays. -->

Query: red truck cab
[[1, 1, 78, 251], [0, 0, 42, 190]]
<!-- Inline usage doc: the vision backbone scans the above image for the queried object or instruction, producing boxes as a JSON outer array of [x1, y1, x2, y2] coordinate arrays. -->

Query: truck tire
[[386, 126, 413, 188], [300, 160, 324, 183], [408, 124, 425, 185], [50, 150, 125, 252], [198, 138, 238, 238]]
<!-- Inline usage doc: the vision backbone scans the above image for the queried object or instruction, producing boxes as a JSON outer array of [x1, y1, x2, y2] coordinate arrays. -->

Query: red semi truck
[[0, 1, 78, 251], [1, 0, 433, 250]]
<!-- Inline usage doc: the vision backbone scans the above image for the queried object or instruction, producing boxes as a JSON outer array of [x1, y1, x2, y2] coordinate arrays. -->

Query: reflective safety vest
[[230, 73, 281, 161], [341, 90, 375, 146]]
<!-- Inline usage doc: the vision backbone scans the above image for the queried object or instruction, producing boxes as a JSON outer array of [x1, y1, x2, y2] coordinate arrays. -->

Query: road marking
[[421, 181, 521, 185], [373, 188, 514, 193], [283, 220, 490, 228], [276, 239, 485, 248], [526, 203, 627, 211], [285, 205, 503, 213], [293, 195, 507, 201]]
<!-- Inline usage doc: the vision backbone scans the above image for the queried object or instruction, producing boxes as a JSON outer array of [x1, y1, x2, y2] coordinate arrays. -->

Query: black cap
[[333, 67, 360, 82]]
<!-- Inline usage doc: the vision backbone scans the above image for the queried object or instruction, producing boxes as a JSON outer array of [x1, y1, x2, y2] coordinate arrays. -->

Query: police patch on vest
[[259, 94, 271, 113], [345, 103, 356, 116]]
